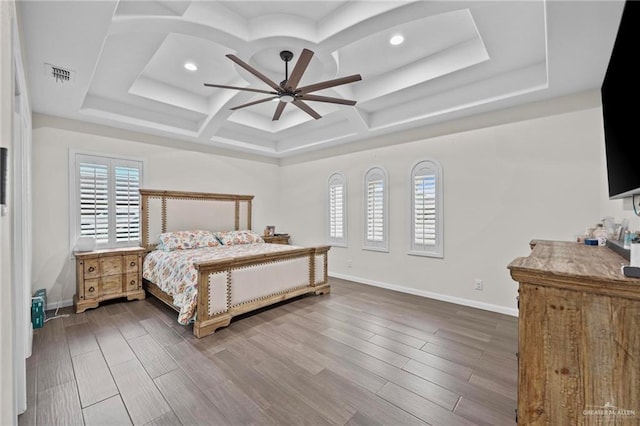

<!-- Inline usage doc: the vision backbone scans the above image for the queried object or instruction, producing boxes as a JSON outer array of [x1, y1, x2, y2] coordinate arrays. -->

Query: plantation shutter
[[410, 160, 443, 257], [115, 165, 141, 243], [414, 173, 436, 246], [363, 167, 388, 251], [79, 159, 110, 244], [329, 183, 344, 239], [75, 154, 143, 248], [367, 179, 384, 242], [328, 173, 347, 246]]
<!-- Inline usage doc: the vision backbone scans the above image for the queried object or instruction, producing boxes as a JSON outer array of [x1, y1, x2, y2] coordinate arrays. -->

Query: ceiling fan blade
[[292, 99, 321, 120], [300, 94, 357, 106], [272, 102, 286, 121], [226, 54, 281, 91], [204, 83, 277, 95], [285, 48, 314, 91], [297, 74, 362, 94], [229, 96, 278, 111]]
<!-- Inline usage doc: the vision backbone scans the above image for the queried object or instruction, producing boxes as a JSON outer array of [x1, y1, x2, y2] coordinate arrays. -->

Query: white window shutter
[[363, 167, 388, 251], [328, 173, 347, 246], [410, 160, 443, 257], [74, 154, 143, 249], [414, 174, 436, 246], [114, 165, 141, 243], [329, 184, 344, 239], [79, 160, 110, 244], [367, 179, 384, 242]]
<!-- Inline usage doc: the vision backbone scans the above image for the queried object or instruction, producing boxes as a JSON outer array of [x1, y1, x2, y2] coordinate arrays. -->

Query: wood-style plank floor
[[19, 278, 518, 425]]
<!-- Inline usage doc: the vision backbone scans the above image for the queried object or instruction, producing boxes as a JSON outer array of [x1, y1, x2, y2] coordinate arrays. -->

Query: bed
[[140, 189, 330, 338]]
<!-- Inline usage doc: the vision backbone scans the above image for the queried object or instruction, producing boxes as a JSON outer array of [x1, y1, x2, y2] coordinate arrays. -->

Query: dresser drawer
[[101, 256, 123, 276], [125, 273, 139, 291], [84, 259, 100, 279], [84, 278, 99, 299], [124, 254, 139, 273], [102, 275, 122, 295], [74, 247, 146, 313]]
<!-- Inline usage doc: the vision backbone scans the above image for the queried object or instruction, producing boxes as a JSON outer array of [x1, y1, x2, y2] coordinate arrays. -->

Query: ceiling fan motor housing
[[279, 50, 294, 62]]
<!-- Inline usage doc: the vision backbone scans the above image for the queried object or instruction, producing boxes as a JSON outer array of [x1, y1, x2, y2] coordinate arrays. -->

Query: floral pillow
[[216, 230, 265, 246], [157, 230, 221, 251]]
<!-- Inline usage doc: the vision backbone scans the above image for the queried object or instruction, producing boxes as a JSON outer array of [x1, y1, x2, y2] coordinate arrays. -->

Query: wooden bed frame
[[140, 189, 330, 338]]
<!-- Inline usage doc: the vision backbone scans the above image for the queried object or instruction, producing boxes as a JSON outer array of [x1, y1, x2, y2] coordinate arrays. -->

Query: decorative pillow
[[157, 230, 221, 251], [216, 230, 265, 246]]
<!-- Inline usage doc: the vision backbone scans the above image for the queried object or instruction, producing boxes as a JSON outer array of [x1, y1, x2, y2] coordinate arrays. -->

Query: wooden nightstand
[[263, 234, 290, 245], [73, 247, 146, 313]]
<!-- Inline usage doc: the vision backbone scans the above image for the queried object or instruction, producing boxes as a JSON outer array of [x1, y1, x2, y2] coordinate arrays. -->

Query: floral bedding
[[143, 242, 301, 324]]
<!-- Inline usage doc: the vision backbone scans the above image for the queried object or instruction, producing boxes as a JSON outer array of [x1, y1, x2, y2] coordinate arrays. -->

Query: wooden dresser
[[74, 247, 146, 313], [508, 240, 640, 424]]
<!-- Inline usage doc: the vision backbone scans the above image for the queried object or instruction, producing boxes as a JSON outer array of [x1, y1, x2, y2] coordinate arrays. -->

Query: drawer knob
[[130, 261, 136, 267], [130, 280, 136, 285], [88, 266, 95, 272], [88, 286, 95, 293]]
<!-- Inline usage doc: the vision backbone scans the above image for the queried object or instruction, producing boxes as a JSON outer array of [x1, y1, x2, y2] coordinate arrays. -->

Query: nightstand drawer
[[102, 275, 122, 295], [84, 278, 99, 299], [125, 255, 139, 273], [263, 235, 290, 245], [74, 246, 146, 313], [125, 273, 139, 290], [84, 259, 100, 279], [101, 256, 123, 276]]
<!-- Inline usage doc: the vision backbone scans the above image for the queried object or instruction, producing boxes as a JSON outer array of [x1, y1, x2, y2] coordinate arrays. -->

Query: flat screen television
[[602, 0, 640, 199]]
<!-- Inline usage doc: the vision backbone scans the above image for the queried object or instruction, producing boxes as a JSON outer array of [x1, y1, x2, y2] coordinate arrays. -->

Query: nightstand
[[73, 247, 146, 313], [263, 234, 290, 245]]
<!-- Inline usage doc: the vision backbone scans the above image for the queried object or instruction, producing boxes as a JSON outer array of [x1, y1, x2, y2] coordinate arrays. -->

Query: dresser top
[[74, 246, 145, 258], [508, 240, 640, 299]]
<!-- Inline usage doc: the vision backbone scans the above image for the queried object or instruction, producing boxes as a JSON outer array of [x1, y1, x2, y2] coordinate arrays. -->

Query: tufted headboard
[[139, 189, 254, 251]]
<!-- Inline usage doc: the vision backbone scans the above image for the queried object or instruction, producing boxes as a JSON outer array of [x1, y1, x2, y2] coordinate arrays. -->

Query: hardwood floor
[[19, 278, 517, 425]]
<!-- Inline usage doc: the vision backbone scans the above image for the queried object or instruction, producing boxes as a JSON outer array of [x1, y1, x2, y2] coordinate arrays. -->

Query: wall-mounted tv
[[602, 0, 640, 199]]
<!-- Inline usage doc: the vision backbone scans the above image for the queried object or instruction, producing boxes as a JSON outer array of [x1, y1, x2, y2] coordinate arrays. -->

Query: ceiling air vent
[[44, 63, 75, 84]]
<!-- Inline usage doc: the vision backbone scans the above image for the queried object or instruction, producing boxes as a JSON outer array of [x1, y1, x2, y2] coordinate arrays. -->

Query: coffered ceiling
[[18, 1, 624, 159]]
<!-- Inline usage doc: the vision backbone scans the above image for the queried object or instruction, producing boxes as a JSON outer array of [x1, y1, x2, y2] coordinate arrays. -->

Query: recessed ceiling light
[[389, 34, 404, 46], [184, 62, 198, 71]]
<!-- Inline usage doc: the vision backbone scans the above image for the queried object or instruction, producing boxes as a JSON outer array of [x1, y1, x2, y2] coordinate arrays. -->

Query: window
[[71, 153, 143, 249], [363, 167, 388, 251], [410, 160, 443, 257], [328, 172, 347, 247]]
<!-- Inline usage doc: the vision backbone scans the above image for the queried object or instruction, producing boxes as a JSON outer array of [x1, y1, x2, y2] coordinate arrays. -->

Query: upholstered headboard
[[140, 189, 254, 250]]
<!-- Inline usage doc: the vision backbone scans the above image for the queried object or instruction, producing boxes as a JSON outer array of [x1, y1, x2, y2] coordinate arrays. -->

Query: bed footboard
[[192, 245, 330, 338]]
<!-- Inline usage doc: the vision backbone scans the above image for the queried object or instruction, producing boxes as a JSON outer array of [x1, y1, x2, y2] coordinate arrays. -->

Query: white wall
[[31, 101, 640, 318], [279, 106, 634, 314], [32, 124, 282, 308]]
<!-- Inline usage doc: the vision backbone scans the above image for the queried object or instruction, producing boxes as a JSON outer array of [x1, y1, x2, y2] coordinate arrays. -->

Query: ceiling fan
[[204, 48, 362, 121]]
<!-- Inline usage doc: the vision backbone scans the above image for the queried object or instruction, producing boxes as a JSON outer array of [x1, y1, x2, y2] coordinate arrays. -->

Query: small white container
[[74, 236, 96, 252]]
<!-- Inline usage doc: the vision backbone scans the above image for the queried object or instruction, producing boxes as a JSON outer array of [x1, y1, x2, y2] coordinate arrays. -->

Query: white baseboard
[[328, 272, 518, 317], [46, 298, 73, 312]]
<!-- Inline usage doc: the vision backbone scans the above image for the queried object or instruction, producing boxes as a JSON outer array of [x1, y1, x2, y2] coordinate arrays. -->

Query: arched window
[[363, 167, 388, 251], [327, 172, 347, 247], [409, 160, 443, 257]]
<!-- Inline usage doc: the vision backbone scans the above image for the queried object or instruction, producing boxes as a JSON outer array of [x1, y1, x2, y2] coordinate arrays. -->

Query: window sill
[[329, 242, 348, 248], [362, 246, 389, 253], [408, 250, 443, 259]]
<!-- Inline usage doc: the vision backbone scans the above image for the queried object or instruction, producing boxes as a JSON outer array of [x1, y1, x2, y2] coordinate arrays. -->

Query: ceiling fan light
[[279, 94, 295, 103], [184, 62, 198, 71], [389, 34, 404, 45]]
